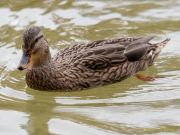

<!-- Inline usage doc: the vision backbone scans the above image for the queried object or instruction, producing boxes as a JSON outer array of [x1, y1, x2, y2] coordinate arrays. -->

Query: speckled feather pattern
[[26, 37, 170, 91]]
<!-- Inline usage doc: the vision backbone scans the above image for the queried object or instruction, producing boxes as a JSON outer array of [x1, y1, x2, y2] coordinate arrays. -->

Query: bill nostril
[[18, 66, 24, 71]]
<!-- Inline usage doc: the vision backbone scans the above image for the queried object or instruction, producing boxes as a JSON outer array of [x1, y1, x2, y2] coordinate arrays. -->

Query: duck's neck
[[26, 60, 65, 90]]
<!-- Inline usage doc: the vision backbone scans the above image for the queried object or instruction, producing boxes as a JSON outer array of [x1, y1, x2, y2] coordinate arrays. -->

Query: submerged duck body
[[18, 27, 170, 91]]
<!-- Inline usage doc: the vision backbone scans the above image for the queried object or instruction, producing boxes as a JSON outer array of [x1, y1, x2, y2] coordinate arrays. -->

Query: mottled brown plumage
[[18, 26, 170, 91]]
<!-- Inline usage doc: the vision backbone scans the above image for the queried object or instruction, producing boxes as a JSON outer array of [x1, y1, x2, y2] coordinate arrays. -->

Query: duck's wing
[[53, 37, 141, 62], [54, 36, 154, 66], [73, 36, 155, 70], [73, 45, 126, 69]]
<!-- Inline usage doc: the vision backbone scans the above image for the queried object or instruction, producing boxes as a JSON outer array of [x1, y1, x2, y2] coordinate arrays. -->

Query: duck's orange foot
[[135, 74, 157, 81]]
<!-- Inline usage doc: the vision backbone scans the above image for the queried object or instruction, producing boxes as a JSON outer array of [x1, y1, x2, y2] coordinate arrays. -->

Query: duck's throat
[[25, 63, 60, 90]]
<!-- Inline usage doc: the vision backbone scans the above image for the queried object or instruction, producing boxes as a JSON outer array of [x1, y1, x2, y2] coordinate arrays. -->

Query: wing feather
[[54, 36, 154, 69]]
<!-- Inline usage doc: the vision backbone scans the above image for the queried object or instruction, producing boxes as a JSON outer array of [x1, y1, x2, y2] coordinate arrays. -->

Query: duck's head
[[18, 26, 51, 71]]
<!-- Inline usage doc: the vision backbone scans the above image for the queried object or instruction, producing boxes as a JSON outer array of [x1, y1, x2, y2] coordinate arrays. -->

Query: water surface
[[0, 0, 180, 135]]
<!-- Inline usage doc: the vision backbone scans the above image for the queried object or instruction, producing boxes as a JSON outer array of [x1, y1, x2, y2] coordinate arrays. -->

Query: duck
[[17, 26, 170, 91]]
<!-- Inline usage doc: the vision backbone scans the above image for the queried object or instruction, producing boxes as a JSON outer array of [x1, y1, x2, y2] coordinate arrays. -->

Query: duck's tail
[[155, 38, 171, 49], [146, 38, 170, 65]]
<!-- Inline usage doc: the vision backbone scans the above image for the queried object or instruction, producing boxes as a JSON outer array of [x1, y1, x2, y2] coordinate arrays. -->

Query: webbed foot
[[135, 74, 163, 81]]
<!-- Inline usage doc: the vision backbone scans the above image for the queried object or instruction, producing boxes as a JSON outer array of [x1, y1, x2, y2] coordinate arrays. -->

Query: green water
[[0, 0, 180, 135]]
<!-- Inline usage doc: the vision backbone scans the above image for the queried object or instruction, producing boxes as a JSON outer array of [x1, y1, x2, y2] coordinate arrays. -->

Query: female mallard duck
[[18, 26, 170, 91]]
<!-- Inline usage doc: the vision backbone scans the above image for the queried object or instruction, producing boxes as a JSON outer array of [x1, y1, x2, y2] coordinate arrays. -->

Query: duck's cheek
[[29, 55, 36, 67], [30, 54, 41, 67]]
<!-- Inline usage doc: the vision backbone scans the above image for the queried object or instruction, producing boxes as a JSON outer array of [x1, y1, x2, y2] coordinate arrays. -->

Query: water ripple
[[0, 110, 28, 135]]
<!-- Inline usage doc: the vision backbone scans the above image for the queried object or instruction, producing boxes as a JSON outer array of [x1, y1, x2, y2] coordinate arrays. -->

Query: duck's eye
[[147, 50, 151, 54], [35, 38, 39, 43], [35, 35, 43, 43]]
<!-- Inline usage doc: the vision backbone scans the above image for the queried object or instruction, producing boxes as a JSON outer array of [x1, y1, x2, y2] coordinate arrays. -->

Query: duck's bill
[[17, 53, 29, 71]]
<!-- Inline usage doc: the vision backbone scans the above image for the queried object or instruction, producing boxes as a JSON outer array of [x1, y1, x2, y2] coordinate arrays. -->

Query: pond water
[[0, 0, 180, 135]]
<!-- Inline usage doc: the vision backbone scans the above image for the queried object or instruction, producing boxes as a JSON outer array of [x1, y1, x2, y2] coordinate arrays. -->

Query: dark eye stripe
[[30, 35, 43, 49]]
